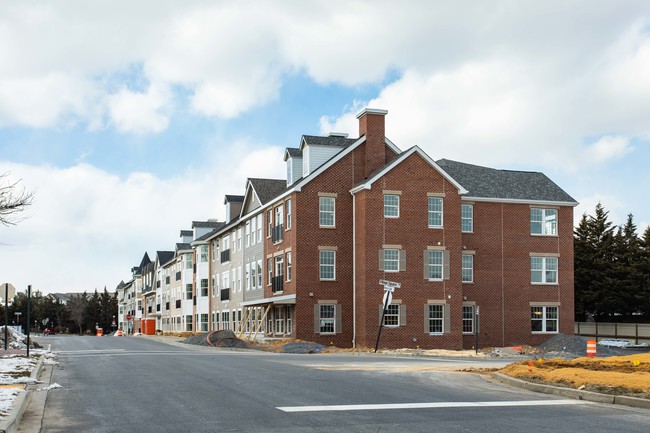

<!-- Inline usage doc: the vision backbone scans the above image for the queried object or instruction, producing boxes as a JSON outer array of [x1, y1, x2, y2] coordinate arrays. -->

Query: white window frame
[[384, 194, 400, 218], [426, 250, 443, 281], [427, 304, 444, 334], [462, 254, 474, 283], [319, 250, 336, 281], [286, 252, 292, 282], [428, 196, 443, 228], [286, 199, 292, 229], [383, 304, 400, 327], [245, 263, 251, 291], [531, 306, 559, 333], [462, 305, 475, 333], [461, 204, 473, 233], [245, 221, 250, 247], [531, 208, 558, 236], [319, 304, 336, 334], [319, 196, 335, 228], [531, 256, 558, 284], [383, 249, 400, 272], [200, 279, 208, 297]]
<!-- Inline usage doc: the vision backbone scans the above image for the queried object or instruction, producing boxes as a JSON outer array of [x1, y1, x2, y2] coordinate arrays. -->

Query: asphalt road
[[24, 335, 650, 433]]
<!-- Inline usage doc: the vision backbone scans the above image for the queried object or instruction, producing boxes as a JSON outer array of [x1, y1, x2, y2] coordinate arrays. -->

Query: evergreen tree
[[574, 213, 594, 321]]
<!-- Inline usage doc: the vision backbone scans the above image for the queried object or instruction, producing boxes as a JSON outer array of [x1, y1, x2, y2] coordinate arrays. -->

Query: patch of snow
[[0, 388, 22, 418], [36, 383, 61, 392]]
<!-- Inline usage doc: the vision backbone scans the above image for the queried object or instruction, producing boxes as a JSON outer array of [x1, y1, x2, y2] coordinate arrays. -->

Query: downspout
[[352, 192, 357, 349]]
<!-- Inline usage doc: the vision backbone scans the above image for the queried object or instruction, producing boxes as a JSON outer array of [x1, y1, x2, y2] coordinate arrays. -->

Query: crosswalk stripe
[[277, 399, 587, 412]]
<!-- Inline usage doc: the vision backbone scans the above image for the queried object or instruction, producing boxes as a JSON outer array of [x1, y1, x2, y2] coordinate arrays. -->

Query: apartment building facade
[[118, 108, 576, 350]]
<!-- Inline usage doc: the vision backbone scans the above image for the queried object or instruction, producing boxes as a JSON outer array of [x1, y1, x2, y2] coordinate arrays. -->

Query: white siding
[[303, 145, 343, 177]]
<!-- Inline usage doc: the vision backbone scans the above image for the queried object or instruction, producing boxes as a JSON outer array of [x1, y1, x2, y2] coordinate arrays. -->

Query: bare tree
[[0, 172, 34, 226], [67, 293, 88, 334]]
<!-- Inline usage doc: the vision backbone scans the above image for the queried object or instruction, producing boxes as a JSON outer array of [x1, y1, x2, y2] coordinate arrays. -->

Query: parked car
[[42, 328, 57, 335]]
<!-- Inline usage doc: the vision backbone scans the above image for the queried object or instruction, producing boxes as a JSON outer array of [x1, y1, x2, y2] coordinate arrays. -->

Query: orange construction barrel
[[586, 339, 597, 357], [96, 328, 103, 337]]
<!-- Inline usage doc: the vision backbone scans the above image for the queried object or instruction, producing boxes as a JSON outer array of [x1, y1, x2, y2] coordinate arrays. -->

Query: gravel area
[[536, 333, 647, 358]]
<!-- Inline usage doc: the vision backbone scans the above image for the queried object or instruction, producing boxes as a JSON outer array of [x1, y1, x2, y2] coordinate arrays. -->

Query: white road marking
[[277, 399, 587, 412]]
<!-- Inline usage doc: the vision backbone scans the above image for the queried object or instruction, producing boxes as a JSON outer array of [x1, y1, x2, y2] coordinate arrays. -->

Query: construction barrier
[[116, 329, 123, 336], [96, 328, 103, 337], [586, 339, 597, 357]]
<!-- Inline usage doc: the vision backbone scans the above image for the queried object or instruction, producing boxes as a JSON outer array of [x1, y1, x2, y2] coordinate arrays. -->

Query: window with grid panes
[[319, 304, 335, 334], [462, 255, 474, 283], [531, 208, 557, 235], [426, 250, 443, 280], [462, 305, 475, 333], [428, 197, 443, 227], [319, 196, 335, 227], [319, 250, 336, 280], [531, 306, 558, 333], [531, 257, 558, 284], [428, 304, 444, 333], [384, 194, 399, 218], [461, 204, 473, 232], [383, 304, 400, 326]]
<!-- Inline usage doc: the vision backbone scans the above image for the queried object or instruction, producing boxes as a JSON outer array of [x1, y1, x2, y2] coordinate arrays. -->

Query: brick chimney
[[357, 108, 388, 179]]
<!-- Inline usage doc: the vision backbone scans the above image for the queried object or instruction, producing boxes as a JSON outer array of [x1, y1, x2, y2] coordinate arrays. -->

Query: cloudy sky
[[1, 1, 650, 294]]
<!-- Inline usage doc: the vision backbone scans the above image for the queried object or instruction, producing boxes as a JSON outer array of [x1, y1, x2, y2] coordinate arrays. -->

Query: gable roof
[[300, 135, 357, 150], [176, 242, 191, 253], [192, 220, 224, 229], [284, 148, 302, 161], [436, 159, 578, 205], [350, 146, 468, 195], [248, 178, 287, 205], [224, 195, 244, 204], [193, 226, 223, 243], [156, 251, 175, 266]]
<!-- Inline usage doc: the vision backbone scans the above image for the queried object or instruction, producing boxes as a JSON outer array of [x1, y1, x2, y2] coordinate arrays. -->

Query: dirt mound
[[499, 353, 650, 397], [281, 342, 326, 354], [536, 333, 634, 358], [180, 331, 250, 349]]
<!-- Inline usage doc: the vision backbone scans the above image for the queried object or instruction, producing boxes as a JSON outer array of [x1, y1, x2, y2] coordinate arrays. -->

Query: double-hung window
[[384, 194, 399, 218], [319, 304, 335, 334], [531, 256, 558, 284], [425, 250, 444, 280], [319, 250, 336, 280], [427, 304, 444, 334], [383, 304, 400, 327], [319, 196, 335, 227], [462, 254, 474, 283], [428, 196, 443, 228], [286, 252, 292, 281], [531, 306, 558, 333], [462, 305, 475, 333], [531, 208, 557, 235], [200, 279, 208, 297], [383, 249, 400, 272], [461, 204, 473, 232], [286, 199, 292, 229]]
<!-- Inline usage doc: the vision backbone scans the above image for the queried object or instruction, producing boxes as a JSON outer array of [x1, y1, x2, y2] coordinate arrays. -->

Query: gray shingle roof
[[192, 220, 224, 229], [176, 242, 191, 252], [224, 195, 244, 203], [301, 135, 357, 148], [156, 251, 175, 266], [249, 178, 287, 205], [436, 159, 577, 203], [285, 148, 302, 158], [180, 230, 193, 237]]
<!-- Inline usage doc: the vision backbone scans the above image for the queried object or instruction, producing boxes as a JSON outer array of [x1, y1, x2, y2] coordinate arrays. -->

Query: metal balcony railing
[[272, 224, 284, 243], [220, 249, 230, 263], [272, 275, 284, 293], [220, 288, 230, 301]]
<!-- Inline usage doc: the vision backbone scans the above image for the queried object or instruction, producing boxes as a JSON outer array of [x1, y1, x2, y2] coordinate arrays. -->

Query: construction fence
[[574, 322, 650, 344]]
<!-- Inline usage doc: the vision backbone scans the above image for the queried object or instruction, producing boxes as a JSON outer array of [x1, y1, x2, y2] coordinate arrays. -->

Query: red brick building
[[249, 108, 576, 350]]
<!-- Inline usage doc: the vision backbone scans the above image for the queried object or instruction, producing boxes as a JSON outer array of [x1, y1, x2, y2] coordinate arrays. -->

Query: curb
[[0, 354, 45, 433], [493, 372, 650, 410]]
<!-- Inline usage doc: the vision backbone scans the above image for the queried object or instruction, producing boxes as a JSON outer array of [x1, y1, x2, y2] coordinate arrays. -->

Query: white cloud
[[583, 136, 633, 166], [107, 84, 170, 134], [0, 141, 285, 293]]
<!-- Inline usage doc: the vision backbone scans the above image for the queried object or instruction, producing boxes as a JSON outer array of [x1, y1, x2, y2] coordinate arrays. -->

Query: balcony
[[175, 300, 181, 309], [272, 224, 284, 243], [220, 288, 230, 301], [220, 249, 230, 263], [176, 271, 181, 281], [272, 275, 284, 293]]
